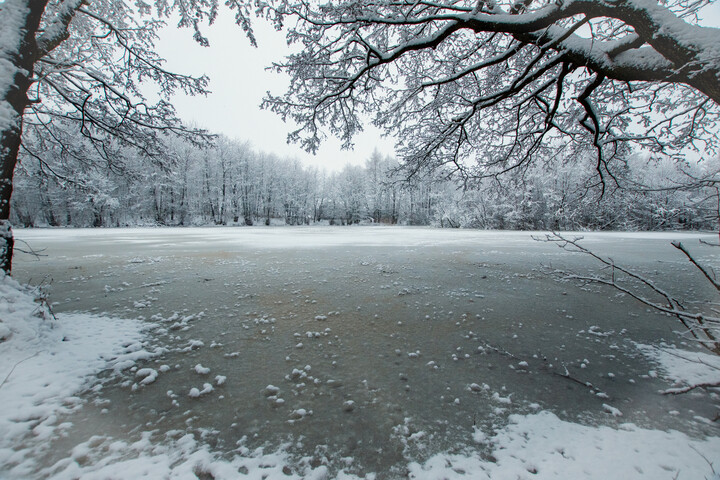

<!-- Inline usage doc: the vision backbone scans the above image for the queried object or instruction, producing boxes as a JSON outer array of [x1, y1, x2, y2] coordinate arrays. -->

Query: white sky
[[155, 16, 396, 173], [155, 2, 720, 173]]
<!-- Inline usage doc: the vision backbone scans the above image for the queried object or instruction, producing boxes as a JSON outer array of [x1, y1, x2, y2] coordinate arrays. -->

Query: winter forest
[[2, 0, 720, 479], [10, 133, 720, 231]]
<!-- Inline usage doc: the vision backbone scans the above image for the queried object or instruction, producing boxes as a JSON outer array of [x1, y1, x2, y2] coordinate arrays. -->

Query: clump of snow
[[194, 363, 210, 374], [289, 408, 310, 421], [263, 385, 280, 396], [588, 326, 614, 337], [0, 274, 152, 477], [188, 383, 214, 398], [181, 339, 204, 351], [469, 382, 489, 392], [492, 392, 512, 405], [602, 403, 623, 417], [472, 427, 487, 444], [135, 368, 158, 385]]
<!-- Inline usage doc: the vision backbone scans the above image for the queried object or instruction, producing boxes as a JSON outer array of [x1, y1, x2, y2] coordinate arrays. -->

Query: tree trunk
[[169, 188, 175, 223], [0, 1, 49, 274], [220, 162, 227, 225], [179, 158, 188, 225]]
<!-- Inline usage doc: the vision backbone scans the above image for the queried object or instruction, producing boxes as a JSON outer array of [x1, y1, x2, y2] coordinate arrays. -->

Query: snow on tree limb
[[261, 0, 720, 184], [672, 240, 720, 292], [35, 0, 86, 58]]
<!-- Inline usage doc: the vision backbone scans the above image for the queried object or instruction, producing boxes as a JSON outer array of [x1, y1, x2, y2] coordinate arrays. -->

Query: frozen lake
[[12, 227, 720, 477]]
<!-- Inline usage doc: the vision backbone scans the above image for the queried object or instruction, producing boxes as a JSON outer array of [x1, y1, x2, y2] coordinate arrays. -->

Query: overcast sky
[[156, 15, 396, 173], [155, 3, 720, 173]]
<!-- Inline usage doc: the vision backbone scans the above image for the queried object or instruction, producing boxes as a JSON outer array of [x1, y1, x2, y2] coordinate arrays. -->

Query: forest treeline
[[11, 134, 717, 231]]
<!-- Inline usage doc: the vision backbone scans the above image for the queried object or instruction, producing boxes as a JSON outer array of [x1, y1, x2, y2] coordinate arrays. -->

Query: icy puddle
[[10, 227, 720, 478]]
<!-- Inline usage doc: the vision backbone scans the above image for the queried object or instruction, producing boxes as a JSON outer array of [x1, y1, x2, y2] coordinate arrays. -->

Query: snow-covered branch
[[262, 0, 720, 186], [35, 0, 86, 57]]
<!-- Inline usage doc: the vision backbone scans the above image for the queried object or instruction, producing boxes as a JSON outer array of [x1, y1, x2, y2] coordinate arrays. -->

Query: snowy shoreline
[[0, 275, 155, 478], [14, 225, 717, 253]]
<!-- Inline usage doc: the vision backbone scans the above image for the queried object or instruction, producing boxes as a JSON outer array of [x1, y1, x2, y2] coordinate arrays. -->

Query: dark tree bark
[[0, 1, 52, 273]]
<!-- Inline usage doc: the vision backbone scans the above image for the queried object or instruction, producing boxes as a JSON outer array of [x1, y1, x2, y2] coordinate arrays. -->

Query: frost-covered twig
[[552, 364, 607, 397], [481, 342, 520, 360], [672, 241, 720, 292], [539, 233, 720, 355], [662, 381, 720, 395], [482, 341, 608, 397], [28, 282, 59, 322]]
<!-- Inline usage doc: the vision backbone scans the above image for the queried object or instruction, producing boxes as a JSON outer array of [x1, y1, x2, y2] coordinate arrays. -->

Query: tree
[[261, 0, 720, 194], [0, 0, 256, 274]]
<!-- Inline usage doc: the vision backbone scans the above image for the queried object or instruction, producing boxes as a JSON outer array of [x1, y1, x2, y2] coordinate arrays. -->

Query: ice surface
[[6, 226, 719, 478]]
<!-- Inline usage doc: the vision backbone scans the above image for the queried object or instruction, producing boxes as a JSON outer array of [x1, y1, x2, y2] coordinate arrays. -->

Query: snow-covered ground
[[14, 224, 715, 248], [4, 226, 719, 479], [0, 275, 154, 477]]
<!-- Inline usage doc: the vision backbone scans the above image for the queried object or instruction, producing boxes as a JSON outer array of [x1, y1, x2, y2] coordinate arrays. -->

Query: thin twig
[[672, 241, 720, 292], [0, 352, 41, 389]]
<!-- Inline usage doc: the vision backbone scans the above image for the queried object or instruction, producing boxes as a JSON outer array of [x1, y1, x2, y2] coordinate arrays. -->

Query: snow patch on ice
[[408, 411, 720, 479], [135, 368, 158, 386], [635, 343, 720, 388], [602, 403, 623, 417]]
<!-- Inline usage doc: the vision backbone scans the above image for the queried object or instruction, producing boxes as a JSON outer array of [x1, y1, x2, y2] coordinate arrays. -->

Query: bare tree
[[0, 0, 256, 274], [260, 0, 720, 193]]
